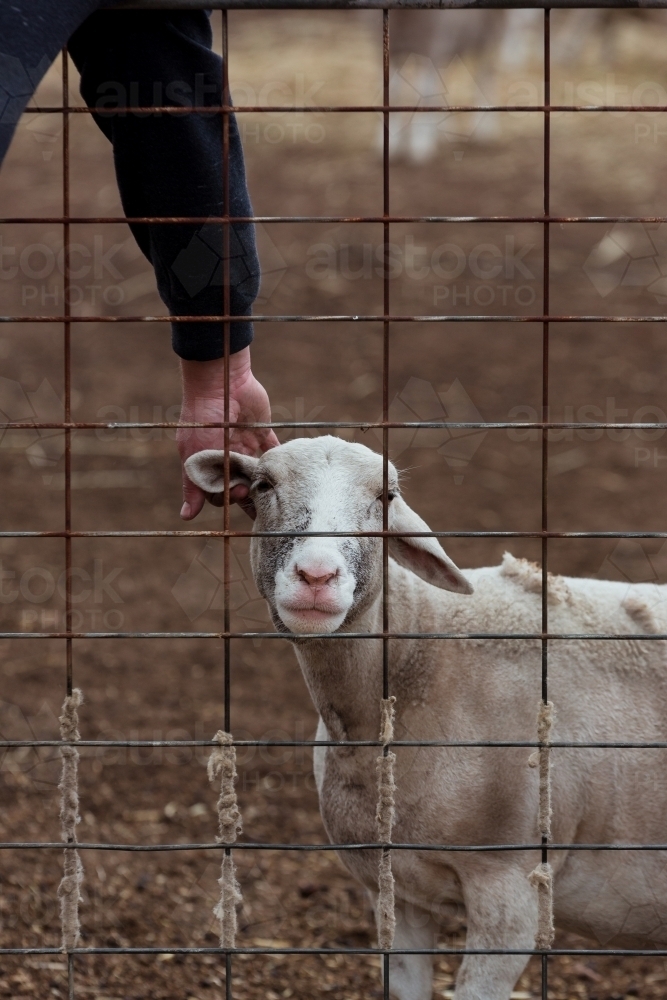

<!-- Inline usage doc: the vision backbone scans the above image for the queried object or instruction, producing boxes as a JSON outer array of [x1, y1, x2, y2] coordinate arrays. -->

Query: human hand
[[177, 348, 279, 520]]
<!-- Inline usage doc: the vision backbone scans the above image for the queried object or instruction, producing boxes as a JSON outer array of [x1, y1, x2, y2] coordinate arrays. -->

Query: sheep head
[[186, 436, 472, 636]]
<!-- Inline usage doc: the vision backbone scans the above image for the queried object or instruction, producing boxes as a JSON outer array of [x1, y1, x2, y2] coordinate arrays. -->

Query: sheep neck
[[290, 565, 420, 742]]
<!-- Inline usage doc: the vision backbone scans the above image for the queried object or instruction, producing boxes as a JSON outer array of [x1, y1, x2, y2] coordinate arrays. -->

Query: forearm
[[68, 9, 260, 363]]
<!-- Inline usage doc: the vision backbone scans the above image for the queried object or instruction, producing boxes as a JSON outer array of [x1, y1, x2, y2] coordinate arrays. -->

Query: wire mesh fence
[[2, 4, 667, 1000]]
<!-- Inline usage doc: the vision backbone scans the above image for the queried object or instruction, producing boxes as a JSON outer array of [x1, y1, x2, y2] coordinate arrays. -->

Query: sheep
[[186, 435, 667, 1000], [384, 8, 667, 162], [385, 9, 506, 162]]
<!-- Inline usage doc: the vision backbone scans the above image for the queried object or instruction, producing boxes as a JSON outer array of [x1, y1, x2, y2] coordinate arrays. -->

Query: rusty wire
[[1, 7, 665, 1000]]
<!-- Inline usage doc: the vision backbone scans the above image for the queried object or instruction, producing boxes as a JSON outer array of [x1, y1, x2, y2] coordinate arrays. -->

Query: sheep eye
[[254, 480, 274, 494]]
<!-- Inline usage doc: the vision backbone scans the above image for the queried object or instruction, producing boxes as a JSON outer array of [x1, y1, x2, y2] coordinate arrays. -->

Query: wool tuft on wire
[[57, 688, 85, 953], [208, 730, 243, 948], [375, 695, 397, 950], [528, 699, 555, 949]]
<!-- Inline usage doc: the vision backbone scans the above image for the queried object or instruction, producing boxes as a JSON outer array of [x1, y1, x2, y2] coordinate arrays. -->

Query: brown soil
[[2, 9, 667, 999]]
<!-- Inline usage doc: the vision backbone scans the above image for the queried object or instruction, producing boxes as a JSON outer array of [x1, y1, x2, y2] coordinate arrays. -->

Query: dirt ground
[[3, 8, 667, 999]]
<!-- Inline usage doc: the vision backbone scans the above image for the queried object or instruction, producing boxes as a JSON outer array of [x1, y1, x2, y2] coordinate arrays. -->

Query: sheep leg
[[376, 899, 437, 1000], [405, 61, 443, 164], [453, 868, 537, 1000]]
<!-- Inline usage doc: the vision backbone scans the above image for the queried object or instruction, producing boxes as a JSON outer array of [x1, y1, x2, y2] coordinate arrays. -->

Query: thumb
[[181, 470, 205, 520]]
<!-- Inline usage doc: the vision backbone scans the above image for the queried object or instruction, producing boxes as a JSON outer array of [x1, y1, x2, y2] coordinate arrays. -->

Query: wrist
[[180, 348, 252, 398]]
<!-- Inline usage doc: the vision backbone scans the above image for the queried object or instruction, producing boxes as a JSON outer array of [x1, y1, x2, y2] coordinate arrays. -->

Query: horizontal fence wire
[[3, 631, 667, 639], [13, 104, 667, 112], [1, 421, 666, 428], [3, 946, 667, 957], [2, 842, 667, 853], [2, 527, 667, 536], [6, 214, 667, 221], [4, 314, 667, 322], [3, 4, 666, 996], [106, 0, 667, 10], [4, 739, 667, 748]]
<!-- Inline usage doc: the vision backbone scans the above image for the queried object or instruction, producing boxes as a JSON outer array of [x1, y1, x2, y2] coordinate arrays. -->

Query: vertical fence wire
[[61, 45, 77, 1000], [222, 10, 234, 997], [541, 10, 551, 999], [381, 9, 392, 999], [62, 48, 73, 704]]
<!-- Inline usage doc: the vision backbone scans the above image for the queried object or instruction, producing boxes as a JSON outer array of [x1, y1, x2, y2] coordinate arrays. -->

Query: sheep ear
[[388, 495, 473, 594], [184, 449, 259, 493]]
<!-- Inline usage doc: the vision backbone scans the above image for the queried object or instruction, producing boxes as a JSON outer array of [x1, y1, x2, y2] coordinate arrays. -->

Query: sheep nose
[[297, 566, 338, 588]]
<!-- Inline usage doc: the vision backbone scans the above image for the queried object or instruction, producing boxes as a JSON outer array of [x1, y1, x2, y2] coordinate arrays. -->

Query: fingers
[[260, 428, 281, 452], [205, 493, 225, 508], [183, 482, 251, 519], [232, 484, 256, 520], [230, 484, 249, 504], [232, 422, 280, 456], [178, 370, 277, 518], [236, 494, 256, 520], [204, 484, 248, 508]]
